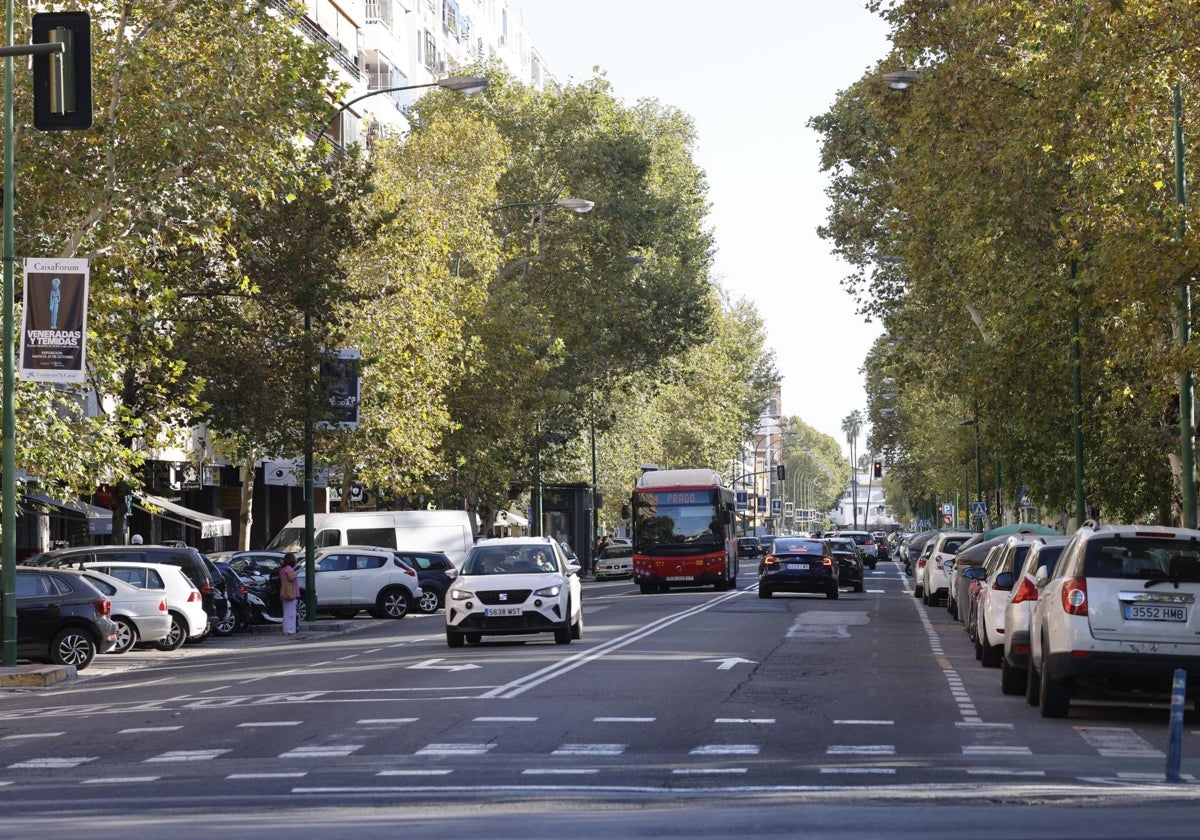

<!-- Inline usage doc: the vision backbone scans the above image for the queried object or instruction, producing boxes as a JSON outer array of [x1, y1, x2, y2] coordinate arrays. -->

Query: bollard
[[1165, 667, 1186, 783]]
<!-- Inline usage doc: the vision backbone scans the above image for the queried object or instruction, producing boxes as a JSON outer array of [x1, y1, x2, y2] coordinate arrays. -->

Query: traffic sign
[[941, 503, 954, 516], [971, 501, 988, 518], [942, 513, 952, 526]]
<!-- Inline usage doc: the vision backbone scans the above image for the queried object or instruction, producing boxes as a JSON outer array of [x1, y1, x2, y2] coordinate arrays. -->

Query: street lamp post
[[959, 417, 983, 532]]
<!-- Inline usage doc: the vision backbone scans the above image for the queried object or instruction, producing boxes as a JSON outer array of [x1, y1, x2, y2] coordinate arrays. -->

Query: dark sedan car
[[737, 537, 763, 559], [758, 537, 839, 600], [826, 537, 865, 593], [9, 566, 117, 669]]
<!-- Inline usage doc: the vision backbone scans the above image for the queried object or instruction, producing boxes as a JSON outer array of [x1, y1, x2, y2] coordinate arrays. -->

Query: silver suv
[[296, 546, 423, 620], [1028, 522, 1200, 717]]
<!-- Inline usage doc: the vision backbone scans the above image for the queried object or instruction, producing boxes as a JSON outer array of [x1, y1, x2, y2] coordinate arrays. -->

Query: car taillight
[[822, 557, 833, 568], [763, 556, 778, 567], [1061, 577, 1088, 615], [918, 558, 927, 568], [158, 598, 168, 613], [238, 584, 247, 595], [188, 590, 200, 602], [202, 580, 213, 594], [92, 598, 111, 617], [1011, 575, 1038, 604], [402, 566, 416, 577]]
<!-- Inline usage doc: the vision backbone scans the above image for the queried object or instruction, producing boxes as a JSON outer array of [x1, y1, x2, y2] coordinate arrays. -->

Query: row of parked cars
[[898, 521, 1200, 717], [7, 542, 462, 671]]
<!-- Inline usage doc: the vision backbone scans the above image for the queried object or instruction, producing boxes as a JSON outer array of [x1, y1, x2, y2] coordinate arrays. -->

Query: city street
[[3, 562, 1200, 838]]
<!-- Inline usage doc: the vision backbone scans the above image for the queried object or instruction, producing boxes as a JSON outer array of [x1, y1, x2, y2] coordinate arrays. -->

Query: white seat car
[[81, 561, 208, 650], [296, 545, 422, 620], [1028, 522, 1200, 717], [1001, 536, 1068, 695], [973, 534, 1037, 669], [917, 531, 971, 605], [78, 569, 172, 654], [593, 544, 633, 580], [445, 536, 583, 647]]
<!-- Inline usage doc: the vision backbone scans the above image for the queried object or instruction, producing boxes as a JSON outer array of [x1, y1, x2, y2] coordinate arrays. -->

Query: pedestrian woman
[[279, 553, 299, 635]]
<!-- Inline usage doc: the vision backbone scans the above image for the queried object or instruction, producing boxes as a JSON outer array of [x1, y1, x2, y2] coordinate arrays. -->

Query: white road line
[[834, 720, 894, 725], [672, 768, 748, 774], [227, 772, 307, 779], [144, 750, 230, 763], [416, 743, 494, 756], [1076, 726, 1164, 758], [594, 717, 656, 723], [281, 745, 363, 759], [826, 745, 896, 755], [9, 757, 96, 769], [966, 769, 1046, 776], [2, 732, 64, 739], [378, 769, 453, 776], [552, 744, 625, 756], [357, 718, 419, 725], [523, 768, 601, 775], [819, 767, 897, 774], [715, 718, 775, 724], [962, 746, 1032, 755], [118, 726, 183, 734], [690, 744, 760, 755], [474, 716, 537, 722], [238, 721, 301, 727], [82, 776, 161, 784]]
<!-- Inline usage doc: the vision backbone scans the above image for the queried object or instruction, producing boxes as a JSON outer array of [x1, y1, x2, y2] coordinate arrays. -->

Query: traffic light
[[776, 464, 786, 481], [32, 11, 93, 131], [873, 460, 883, 478]]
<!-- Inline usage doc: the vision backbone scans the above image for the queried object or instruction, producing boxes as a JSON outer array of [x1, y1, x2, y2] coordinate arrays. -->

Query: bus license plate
[[786, 563, 809, 571], [1124, 604, 1187, 622], [485, 607, 522, 617]]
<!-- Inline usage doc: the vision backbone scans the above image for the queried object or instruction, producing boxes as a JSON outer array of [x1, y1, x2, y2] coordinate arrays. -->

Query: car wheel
[[948, 600, 958, 620], [554, 622, 572, 644], [758, 586, 772, 599], [826, 586, 839, 600], [570, 605, 584, 640], [210, 608, 238, 637], [110, 617, 137, 654], [376, 588, 411, 619], [913, 585, 923, 599], [1039, 647, 1071, 718], [980, 635, 1002, 668], [446, 628, 465, 648], [153, 612, 188, 652], [51, 628, 97, 669], [638, 583, 654, 595], [853, 581, 864, 593], [296, 596, 308, 623], [1001, 659, 1025, 695], [417, 588, 442, 614], [465, 633, 482, 644]]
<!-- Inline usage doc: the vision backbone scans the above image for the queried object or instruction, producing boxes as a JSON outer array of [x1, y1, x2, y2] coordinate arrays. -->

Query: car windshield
[[464, 546, 558, 575], [599, 546, 632, 558], [1084, 537, 1200, 581]]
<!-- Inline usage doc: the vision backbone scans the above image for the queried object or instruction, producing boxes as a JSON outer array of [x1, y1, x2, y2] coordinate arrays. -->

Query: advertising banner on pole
[[19, 258, 88, 383], [317, 349, 360, 430]]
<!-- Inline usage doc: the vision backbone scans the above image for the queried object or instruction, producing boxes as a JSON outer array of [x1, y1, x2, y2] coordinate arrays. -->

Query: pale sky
[[513, 1, 893, 452]]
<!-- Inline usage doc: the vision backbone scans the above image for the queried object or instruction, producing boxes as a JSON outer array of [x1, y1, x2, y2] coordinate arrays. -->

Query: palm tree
[[841, 411, 864, 529]]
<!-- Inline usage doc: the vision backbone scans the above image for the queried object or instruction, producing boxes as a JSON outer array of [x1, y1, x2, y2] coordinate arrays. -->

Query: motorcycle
[[244, 575, 283, 625]]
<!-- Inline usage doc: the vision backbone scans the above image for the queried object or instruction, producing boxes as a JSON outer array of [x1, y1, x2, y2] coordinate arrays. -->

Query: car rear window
[[774, 539, 825, 553], [1084, 537, 1200, 581]]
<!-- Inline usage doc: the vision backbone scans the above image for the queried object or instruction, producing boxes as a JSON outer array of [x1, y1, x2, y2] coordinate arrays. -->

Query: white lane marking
[[2, 732, 64, 740], [1075, 727, 1164, 758], [200, 685, 231, 694], [552, 744, 625, 756], [281, 745, 363, 759], [523, 768, 601, 775], [474, 716, 537, 722], [594, 717, 656, 723], [956, 722, 1013, 729], [9, 757, 96, 769], [967, 769, 1046, 776], [706, 657, 757, 670], [82, 776, 161, 784], [962, 746, 1033, 756], [144, 750, 230, 763], [834, 720, 893, 725], [826, 745, 895, 755], [357, 718, 419, 725], [416, 743, 494, 756], [378, 769, 454, 776], [227, 773, 307, 779], [672, 768, 748, 775], [715, 718, 775, 724], [690, 744, 759, 755], [820, 767, 897, 774], [118, 726, 183, 734], [238, 721, 301, 727], [481, 588, 748, 699]]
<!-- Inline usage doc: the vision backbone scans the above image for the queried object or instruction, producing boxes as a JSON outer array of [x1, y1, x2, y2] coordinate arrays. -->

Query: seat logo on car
[[499, 593, 508, 601]]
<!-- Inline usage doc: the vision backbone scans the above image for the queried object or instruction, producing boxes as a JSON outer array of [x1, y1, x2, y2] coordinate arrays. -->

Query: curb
[[0, 663, 76, 687]]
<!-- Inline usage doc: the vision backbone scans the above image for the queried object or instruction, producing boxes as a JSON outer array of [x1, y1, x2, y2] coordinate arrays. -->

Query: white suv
[[445, 537, 583, 647], [917, 531, 972, 605], [296, 546, 422, 620], [1028, 523, 1200, 717]]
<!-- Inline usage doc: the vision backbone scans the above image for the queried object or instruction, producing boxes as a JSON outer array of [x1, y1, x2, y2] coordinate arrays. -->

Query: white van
[[266, 510, 474, 565]]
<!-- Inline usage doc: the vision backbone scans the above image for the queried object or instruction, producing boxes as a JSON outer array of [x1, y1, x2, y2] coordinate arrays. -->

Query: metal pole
[[1, 0, 14, 666], [589, 393, 597, 573], [1165, 667, 1186, 783], [303, 310, 316, 622], [1176, 83, 1196, 529], [974, 421, 982, 532]]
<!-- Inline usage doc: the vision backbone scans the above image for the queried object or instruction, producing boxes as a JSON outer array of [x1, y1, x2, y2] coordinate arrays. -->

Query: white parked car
[[593, 544, 633, 580], [1001, 536, 1068, 695], [445, 536, 583, 647], [78, 569, 172, 654], [973, 535, 1037, 669], [80, 561, 208, 651], [917, 531, 972, 605], [1028, 523, 1200, 717], [296, 545, 423, 620]]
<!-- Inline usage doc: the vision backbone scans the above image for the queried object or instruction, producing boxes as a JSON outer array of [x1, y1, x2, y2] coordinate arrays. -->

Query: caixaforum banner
[[20, 258, 89, 384]]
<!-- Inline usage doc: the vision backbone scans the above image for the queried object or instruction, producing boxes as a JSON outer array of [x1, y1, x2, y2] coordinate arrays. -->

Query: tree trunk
[[238, 455, 255, 551]]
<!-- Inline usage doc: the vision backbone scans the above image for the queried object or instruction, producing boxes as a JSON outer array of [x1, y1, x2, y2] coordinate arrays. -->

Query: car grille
[[477, 589, 532, 605], [457, 612, 558, 631]]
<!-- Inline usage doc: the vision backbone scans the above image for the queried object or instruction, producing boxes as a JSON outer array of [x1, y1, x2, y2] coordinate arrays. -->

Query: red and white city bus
[[630, 467, 739, 594]]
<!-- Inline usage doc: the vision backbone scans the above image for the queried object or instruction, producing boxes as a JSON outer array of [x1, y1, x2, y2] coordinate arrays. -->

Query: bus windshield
[[633, 489, 723, 552]]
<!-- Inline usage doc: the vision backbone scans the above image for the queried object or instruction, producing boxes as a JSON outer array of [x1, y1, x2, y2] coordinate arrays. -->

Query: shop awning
[[23, 493, 113, 536], [133, 492, 231, 539]]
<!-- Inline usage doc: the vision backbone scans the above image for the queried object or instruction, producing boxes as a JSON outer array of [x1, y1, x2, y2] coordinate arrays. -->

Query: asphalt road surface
[[3, 562, 1200, 838]]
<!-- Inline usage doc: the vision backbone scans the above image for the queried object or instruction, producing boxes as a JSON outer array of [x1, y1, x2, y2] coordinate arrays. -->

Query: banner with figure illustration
[[20, 258, 89, 383]]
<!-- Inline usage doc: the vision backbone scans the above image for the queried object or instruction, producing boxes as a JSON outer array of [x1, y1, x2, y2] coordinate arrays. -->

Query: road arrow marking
[[705, 657, 757, 671], [408, 658, 481, 672]]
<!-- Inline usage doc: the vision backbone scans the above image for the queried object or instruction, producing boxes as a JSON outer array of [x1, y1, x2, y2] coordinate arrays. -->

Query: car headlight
[[534, 584, 562, 597], [449, 588, 474, 601]]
